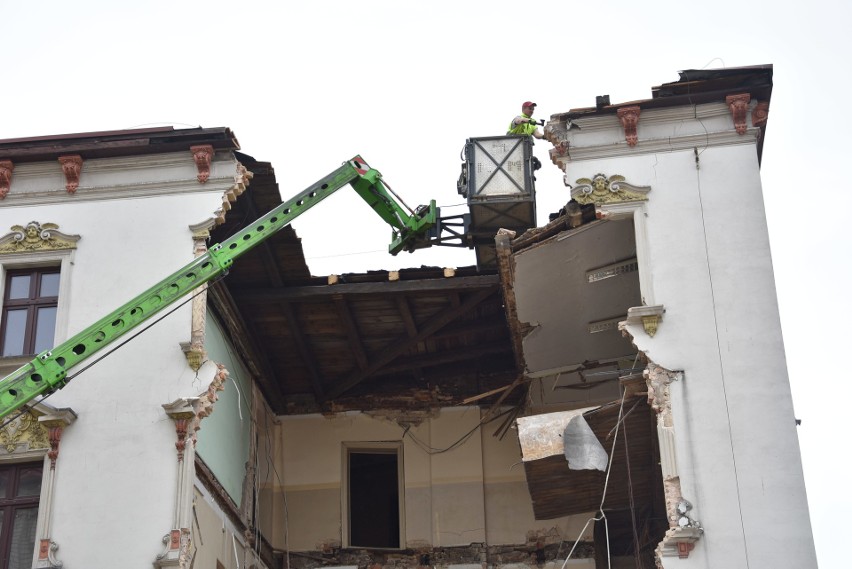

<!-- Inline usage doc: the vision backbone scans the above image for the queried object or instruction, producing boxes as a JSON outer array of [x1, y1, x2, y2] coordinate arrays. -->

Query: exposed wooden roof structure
[[209, 152, 521, 415]]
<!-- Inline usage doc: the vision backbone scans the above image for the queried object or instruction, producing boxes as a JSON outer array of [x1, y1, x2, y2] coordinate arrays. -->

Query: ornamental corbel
[[38, 409, 77, 470], [752, 100, 769, 127], [0, 160, 13, 199], [58, 155, 83, 194], [162, 398, 200, 463], [726, 93, 751, 134], [190, 145, 214, 184], [622, 305, 665, 337], [616, 106, 640, 146]]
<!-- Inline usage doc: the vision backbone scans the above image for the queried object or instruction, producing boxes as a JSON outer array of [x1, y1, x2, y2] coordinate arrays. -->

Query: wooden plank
[[231, 275, 500, 302]]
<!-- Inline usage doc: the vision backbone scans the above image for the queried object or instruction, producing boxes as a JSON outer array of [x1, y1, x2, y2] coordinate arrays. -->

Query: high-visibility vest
[[507, 113, 537, 135]]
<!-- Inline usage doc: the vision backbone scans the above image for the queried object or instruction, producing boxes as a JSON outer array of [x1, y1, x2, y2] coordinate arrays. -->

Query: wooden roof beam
[[231, 275, 499, 302], [280, 302, 325, 401], [333, 295, 369, 371], [326, 286, 499, 400]]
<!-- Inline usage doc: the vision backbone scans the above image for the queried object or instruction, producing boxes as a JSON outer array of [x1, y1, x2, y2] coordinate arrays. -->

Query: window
[[1, 268, 60, 357], [0, 463, 42, 569], [344, 444, 403, 549]]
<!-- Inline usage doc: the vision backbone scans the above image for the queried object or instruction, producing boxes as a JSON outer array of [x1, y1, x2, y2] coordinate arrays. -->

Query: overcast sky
[[3, 0, 848, 565]]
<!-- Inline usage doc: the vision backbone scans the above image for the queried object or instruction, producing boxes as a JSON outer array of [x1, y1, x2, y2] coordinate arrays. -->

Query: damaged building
[[0, 64, 816, 569]]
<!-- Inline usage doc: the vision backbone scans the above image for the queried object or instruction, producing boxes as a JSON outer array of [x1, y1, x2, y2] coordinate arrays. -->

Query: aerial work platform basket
[[457, 135, 538, 268]]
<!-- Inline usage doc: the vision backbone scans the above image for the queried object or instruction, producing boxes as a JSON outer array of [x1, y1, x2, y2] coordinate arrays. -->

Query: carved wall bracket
[[752, 100, 769, 127], [36, 538, 63, 569], [726, 93, 751, 134], [0, 221, 81, 254], [155, 527, 192, 568], [617, 106, 641, 146], [0, 160, 13, 199], [622, 305, 665, 337], [58, 155, 83, 194], [162, 399, 199, 463], [190, 145, 214, 184], [39, 410, 76, 470], [572, 174, 651, 206]]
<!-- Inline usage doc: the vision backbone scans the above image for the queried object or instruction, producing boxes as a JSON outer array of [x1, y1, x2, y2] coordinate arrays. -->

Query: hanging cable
[[559, 386, 630, 569]]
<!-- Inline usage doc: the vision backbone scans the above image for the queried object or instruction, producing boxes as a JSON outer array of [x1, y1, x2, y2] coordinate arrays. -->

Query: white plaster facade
[[0, 133, 258, 569], [543, 90, 818, 567]]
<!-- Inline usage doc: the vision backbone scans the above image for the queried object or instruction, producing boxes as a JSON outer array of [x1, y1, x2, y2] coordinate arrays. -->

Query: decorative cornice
[[0, 160, 12, 199], [58, 155, 83, 194], [0, 221, 81, 254], [190, 145, 214, 184], [571, 174, 651, 206], [726, 93, 751, 134], [616, 106, 641, 146]]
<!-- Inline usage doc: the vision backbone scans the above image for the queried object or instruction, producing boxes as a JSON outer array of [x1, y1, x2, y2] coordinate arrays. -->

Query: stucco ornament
[[752, 100, 769, 127], [571, 174, 651, 206], [58, 155, 83, 193], [617, 105, 641, 146], [0, 221, 81, 254], [0, 411, 49, 453], [0, 160, 13, 199], [190, 144, 214, 183], [726, 93, 751, 134]]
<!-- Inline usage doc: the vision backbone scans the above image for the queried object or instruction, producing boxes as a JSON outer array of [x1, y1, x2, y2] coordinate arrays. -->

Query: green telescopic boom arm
[[0, 156, 437, 422]]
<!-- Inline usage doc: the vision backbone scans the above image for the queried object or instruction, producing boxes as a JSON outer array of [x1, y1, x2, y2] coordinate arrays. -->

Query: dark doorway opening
[[348, 450, 401, 548]]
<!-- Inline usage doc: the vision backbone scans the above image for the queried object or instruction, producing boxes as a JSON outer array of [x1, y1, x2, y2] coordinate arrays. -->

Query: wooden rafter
[[280, 301, 325, 401], [326, 286, 499, 400], [333, 295, 369, 371], [395, 295, 424, 380]]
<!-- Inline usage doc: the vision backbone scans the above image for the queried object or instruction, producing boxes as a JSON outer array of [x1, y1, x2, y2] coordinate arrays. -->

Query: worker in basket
[[507, 101, 545, 139]]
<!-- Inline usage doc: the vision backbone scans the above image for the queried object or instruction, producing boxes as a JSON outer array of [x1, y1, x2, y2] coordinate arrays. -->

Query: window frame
[[0, 250, 74, 364], [0, 461, 42, 569], [1, 268, 61, 357], [341, 441, 405, 550]]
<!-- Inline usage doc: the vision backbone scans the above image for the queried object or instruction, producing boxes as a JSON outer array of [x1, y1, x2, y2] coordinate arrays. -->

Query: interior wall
[[197, 315, 253, 507], [267, 407, 597, 554]]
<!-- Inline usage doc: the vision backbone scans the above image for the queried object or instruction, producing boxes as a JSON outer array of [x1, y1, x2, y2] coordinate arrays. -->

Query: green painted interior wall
[[195, 314, 252, 506]]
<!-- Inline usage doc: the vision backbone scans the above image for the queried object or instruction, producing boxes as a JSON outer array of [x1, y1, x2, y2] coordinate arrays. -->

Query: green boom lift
[[0, 156, 438, 422]]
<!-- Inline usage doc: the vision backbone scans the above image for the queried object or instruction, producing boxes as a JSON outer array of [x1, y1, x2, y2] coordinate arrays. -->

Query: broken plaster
[[643, 362, 704, 564]]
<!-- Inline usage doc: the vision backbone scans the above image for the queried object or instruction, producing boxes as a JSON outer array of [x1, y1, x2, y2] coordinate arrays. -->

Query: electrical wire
[[695, 161, 750, 566], [401, 407, 514, 455], [559, 386, 629, 569]]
